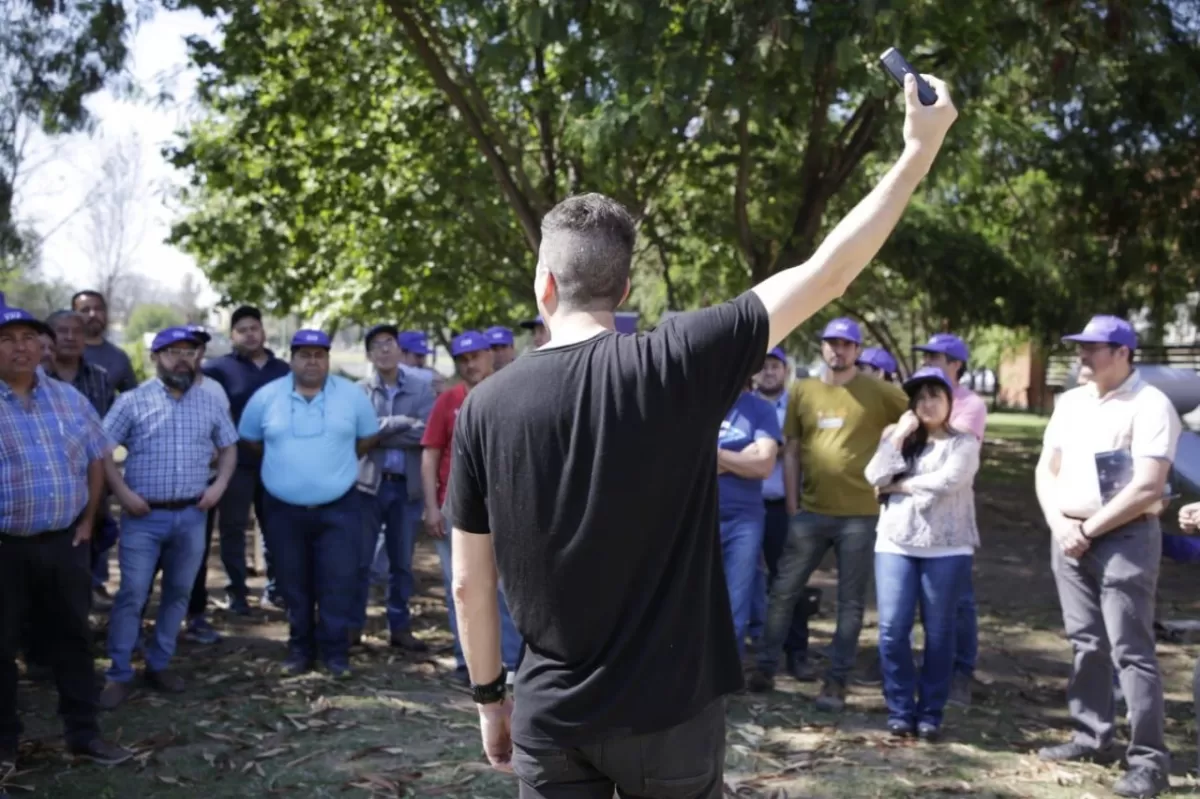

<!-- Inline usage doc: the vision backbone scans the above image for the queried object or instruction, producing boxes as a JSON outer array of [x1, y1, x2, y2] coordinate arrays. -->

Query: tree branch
[[734, 108, 758, 272], [385, 1, 543, 252], [533, 45, 558, 205]]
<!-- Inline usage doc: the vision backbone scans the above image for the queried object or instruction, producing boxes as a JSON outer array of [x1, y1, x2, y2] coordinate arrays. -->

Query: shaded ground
[[7, 412, 1200, 798]]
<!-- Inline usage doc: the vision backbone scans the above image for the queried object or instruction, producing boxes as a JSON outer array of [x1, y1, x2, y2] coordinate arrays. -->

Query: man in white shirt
[[1034, 315, 1180, 799]]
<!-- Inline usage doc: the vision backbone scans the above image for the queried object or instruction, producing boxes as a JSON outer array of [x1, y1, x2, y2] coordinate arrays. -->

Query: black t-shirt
[[445, 291, 770, 748]]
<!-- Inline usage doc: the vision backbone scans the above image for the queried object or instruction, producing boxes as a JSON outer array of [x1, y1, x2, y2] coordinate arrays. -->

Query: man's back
[[446, 293, 769, 748]]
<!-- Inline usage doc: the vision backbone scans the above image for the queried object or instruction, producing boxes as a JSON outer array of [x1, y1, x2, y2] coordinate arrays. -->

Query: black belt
[[381, 473, 407, 483], [147, 498, 201, 511], [764, 498, 786, 506]]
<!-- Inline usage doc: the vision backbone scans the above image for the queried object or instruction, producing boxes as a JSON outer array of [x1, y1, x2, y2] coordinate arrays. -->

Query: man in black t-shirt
[[445, 74, 957, 798]]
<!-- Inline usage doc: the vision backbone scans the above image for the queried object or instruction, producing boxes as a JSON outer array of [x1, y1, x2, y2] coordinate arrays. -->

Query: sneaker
[[67, 737, 133, 766], [1112, 766, 1169, 798], [746, 670, 775, 693], [887, 719, 914, 738], [91, 587, 114, 611], [144, 669, 186, 694], [1037, 741, 1117, 764], [389, 630, 428, 653], [259, 593, 286, 613], [813, 679, 846, 713], [98, 679, 136, 711], [183, 617, 221, 645], [282, 655, 312, 677], [916, 722, 940, 743], [225, 595, 252, 617], [786, 653, 818, 683], [947, 672, 972, 708], [326, 662, 352, 680]]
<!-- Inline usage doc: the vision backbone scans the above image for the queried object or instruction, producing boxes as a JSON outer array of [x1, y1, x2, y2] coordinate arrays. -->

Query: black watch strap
[[471, 667, 507, 705]]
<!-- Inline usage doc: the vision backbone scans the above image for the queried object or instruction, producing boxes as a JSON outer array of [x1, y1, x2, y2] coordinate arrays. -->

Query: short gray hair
[[537, 193, 635, 313], [46, 309, 84, 328]]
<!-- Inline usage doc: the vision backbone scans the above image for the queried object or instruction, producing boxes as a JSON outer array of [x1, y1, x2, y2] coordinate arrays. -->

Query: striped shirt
[[47, 360, 114, 417], [103, 378, 239, 502], [0, 374, 112, 536]]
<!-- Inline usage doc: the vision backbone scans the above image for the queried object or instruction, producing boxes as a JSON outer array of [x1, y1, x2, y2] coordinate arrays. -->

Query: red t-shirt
[[421, 382, 468, 507]]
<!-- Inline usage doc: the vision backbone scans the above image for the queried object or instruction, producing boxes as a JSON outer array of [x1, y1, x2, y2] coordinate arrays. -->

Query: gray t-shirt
[[84, 340, 138, 393]]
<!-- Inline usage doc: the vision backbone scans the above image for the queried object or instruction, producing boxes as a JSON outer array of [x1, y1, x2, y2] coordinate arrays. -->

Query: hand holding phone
[[879, 48, 937, 106]]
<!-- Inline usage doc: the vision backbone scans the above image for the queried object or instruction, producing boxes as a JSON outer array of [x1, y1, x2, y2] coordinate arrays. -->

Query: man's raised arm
[[752, 74, 959, 347]]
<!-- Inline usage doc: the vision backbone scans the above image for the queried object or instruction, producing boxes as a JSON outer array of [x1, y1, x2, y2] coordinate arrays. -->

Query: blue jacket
[[354, 369, 436, 502]]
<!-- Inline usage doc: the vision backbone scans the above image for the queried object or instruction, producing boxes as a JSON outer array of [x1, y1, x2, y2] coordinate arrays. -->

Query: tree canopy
[[167, 0, 1200, 362]]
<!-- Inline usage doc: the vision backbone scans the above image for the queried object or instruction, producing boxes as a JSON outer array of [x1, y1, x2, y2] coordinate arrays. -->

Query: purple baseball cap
[[914, 333, 969, 363], [398, 330, 432, 356], [485, 326, 514, 347], [857, 347, 897, 374], [614, 311, 639, 335], [519, 315, 544, 330], [820, 317, 862, 344], [1062, 315, 1138, 351], [766, 346, 787, 363], [903, 365, 952, 394], [151, 326, 204, 353], [290, 329, 331, 350], [186, 324, 212, 344], [0, 305, 51, 337], [451, 330, 491, 358]]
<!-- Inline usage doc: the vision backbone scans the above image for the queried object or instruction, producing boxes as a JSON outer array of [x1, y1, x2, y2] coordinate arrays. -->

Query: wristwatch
[[471, 667, 508, 705]]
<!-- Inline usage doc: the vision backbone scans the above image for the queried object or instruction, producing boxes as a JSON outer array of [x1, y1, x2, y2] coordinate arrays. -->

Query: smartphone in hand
[[879, 47, 938, 106]]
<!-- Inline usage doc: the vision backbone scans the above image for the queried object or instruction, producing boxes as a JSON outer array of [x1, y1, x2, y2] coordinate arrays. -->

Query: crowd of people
[[0, 70, 1193, 799]]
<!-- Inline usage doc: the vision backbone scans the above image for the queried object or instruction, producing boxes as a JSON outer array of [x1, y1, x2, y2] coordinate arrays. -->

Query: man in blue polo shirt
[[202, 305, 291, 614], [238, 329, 380, 677], [354, 324, 436, 651], [485, 326, 516, 370]]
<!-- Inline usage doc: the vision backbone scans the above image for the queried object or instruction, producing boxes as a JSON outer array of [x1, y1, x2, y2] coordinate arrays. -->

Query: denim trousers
[[356, 479, 423, 633]]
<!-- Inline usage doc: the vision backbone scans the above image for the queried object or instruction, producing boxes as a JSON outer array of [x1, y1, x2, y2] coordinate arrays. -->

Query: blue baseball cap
[[186, 324, 212, 344], [364, 323, 400, 351], [766, 346, 787, 363], [451, 330, 491, 358], [914, 333, 969, 363], [1062, 315, 1138, 351], [485, 326, 514, 347], [820, 318, 862, 344], [0, 305, 51, 337], [903, 365, 952, 394], [857, 347, 897, 374], [398, 330, 432, 356], [151, 326, 204, 353], [290, 329, 331, 350], [519, 315, 544, 330]]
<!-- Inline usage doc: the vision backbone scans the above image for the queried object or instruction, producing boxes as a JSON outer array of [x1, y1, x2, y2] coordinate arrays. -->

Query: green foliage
[[125, 302, 185, 341], [0, 267, 74, 318], [122, 339, 150, 383], [167, 0, 1199, 349]]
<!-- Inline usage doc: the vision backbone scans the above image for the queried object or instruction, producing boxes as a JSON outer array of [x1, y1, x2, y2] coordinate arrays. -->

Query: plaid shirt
[[103, 378, 239, 503], [0, 374, 112, 535], [47, 360, 114, 417]]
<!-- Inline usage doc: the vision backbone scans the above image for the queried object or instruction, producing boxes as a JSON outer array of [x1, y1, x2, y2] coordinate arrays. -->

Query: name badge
[[816, 416, 845, 430]]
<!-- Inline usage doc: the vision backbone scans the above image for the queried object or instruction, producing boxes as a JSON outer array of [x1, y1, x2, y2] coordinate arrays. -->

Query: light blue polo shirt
[[238, 375, 380, 506]]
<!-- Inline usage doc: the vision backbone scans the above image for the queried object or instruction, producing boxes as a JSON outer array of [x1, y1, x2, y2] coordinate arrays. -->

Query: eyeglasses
[[160, 348, 201, 360], [368, 338, 397, 353]]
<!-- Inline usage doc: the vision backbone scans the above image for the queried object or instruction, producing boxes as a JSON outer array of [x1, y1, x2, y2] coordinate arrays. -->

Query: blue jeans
[[720, 511, 765, 658], [955, 565, 977, 678], [749, 500, 807, 656], [264, 490, 362, 667], [434, 519, 523, 670], [356, 479, 422, 633], [758, 512, 876, 683], [875, 552, 972, 729], [107, 507, 207, 683]]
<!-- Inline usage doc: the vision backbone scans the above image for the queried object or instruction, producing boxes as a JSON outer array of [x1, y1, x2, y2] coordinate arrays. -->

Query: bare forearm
[[421, 449, 441, 513], [1035, 464, 1065, 529], [783, 445, 800, 509], [85, 459, 105, 518], [103, 455, 132, 498], [718, 447, 773, 479], [213, 446, 236, 489], [1084, 482, 1165, 539], [452, 530, 503, 684], [752, 150, 932, 347]]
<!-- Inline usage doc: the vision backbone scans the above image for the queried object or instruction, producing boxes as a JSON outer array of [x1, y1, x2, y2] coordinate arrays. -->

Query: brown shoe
[[68, 737, 133, 766], [814, 679, 847, 712], [389, 630, 428, 653], [144, 669, 185, 694], [98, 680, 135, 711]]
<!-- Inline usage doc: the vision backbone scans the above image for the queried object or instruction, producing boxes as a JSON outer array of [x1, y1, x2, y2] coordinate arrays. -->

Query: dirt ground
[[6, 413, 1200, 798]]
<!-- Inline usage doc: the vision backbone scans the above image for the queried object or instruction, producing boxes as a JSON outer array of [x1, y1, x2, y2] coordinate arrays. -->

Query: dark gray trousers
[[1050, 516, 1167, 774], [512, 699, 726, 799]]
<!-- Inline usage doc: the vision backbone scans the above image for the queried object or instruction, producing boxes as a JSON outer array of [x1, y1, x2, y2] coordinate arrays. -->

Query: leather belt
[[147, 498, 201, 511]]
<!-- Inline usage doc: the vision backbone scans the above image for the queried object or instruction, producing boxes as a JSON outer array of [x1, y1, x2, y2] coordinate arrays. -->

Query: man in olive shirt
[[750, 318, 907, 711]]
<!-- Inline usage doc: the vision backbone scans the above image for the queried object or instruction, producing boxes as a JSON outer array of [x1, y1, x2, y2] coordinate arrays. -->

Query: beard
[[159, 365, 196, 392]]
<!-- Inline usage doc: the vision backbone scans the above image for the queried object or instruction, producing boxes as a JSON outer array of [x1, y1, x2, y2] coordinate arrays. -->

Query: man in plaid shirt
[[98, 327, 239, 709], [0, 304, 131, 769]]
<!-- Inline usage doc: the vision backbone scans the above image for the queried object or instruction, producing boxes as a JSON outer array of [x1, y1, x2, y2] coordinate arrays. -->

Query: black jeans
[[512, 698, 726, 799], [218, 464, 271, 602], [0, 528, 100, 750], [762, 499, 808, 657]]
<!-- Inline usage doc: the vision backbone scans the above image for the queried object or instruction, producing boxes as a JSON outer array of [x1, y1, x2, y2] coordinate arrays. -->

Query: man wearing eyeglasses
[[98, 327, 239, 709], [238, 330, 381, 677], [353, 324, 437, 651]]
